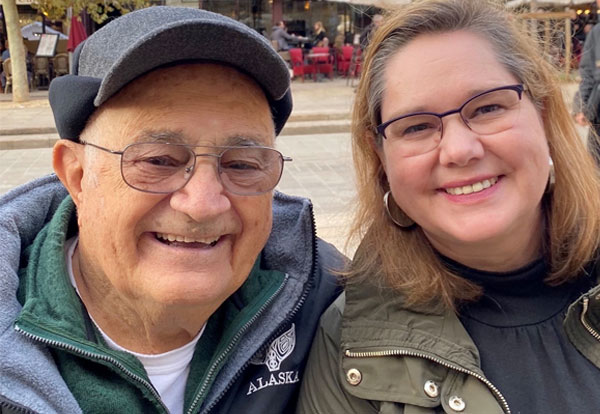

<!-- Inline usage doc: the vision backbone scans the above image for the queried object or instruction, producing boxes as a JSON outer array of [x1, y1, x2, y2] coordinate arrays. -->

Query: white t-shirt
[[65, 237, 205, 414]]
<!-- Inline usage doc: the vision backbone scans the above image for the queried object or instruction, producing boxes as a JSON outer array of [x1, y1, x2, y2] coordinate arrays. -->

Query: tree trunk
[[3, 0, 29, 102]]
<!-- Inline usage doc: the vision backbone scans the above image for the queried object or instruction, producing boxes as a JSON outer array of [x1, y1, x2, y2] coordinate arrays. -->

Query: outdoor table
[[306, 52, 330, 81]]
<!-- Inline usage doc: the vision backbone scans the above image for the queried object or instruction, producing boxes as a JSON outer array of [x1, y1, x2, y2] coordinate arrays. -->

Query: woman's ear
[[367, 130, 387, 172], [53, 139, 85, 207]]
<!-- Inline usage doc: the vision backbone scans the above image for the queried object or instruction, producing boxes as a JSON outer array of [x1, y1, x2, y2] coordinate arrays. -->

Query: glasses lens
[[384, 114, 441, 157], [121, 143, 194, 193], [219, 147, 284, 195], [461, 88, 521, 135]]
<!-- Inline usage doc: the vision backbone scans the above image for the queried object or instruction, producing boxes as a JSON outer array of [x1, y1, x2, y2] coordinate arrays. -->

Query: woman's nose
[[438, 114, 485, 167]]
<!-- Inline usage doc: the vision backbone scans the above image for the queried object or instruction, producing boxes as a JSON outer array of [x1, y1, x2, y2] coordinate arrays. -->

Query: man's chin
[[132, 266, 241, 307]]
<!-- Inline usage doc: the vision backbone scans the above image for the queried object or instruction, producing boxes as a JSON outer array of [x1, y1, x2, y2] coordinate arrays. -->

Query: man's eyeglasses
[[376, 84, 525, 157], [81, 142, 292, 196]]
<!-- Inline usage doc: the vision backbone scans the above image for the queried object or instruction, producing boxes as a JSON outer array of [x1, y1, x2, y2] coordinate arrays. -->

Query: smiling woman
[[297, 0, 600, 413]]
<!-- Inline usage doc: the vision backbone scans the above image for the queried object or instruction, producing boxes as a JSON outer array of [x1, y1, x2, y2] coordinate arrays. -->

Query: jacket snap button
[[423, 380, 439, 398], [448, 396, 466, 412], [346, 368, 362, 385]]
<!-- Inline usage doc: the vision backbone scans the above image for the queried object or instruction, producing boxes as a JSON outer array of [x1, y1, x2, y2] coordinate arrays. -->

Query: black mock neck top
[[447, 257, 600, 413]]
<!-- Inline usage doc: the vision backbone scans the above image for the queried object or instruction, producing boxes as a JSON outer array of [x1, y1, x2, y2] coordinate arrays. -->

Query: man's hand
[[575, 112, 588, 126]]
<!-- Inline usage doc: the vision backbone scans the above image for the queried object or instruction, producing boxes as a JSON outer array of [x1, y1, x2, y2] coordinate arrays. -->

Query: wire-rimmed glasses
[[376, 84, 525, 157], [81, 141, 292, 196]]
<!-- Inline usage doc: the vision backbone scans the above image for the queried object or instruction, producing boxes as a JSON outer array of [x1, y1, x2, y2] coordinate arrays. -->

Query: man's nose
[[169, 159, 231, 221], [438, 114, 484, 167]]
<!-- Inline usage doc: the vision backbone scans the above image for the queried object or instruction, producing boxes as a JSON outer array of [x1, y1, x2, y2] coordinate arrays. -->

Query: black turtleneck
[[448, 257, 600, 414]]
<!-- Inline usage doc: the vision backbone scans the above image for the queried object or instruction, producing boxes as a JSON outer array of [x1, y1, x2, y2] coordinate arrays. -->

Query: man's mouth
[[155, 232, 220, 248], [444, 176, 499, 196]]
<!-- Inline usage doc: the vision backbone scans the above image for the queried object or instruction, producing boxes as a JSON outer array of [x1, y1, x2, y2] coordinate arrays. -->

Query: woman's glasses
[[376, 84, 525, 157]]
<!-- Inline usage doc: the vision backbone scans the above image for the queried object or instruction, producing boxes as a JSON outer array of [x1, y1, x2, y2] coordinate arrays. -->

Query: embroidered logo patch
[[250, 323, 296, 372], [247, 323, 299, 395]]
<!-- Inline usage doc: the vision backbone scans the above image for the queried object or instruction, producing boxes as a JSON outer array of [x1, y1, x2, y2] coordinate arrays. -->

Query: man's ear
[[53, 139, 85, 206]]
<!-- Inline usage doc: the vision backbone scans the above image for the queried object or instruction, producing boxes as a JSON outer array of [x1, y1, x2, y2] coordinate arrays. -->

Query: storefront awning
[[0, 0, 35, 4], [506, 0, 593, 7], [326, 0, 411, 8], [327, 0, 591, 8]]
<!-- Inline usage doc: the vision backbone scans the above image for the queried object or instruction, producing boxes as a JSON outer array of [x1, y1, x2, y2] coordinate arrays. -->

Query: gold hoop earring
[[384, 191, 415, 229], [546, 156, 555, 194]]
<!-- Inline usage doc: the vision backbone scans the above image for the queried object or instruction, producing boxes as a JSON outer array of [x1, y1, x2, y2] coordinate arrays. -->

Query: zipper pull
[[580, 296, 600, 342]]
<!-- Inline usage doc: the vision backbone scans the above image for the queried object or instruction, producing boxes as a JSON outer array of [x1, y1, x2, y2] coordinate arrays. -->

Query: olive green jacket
[[297, 269, 600, 414]]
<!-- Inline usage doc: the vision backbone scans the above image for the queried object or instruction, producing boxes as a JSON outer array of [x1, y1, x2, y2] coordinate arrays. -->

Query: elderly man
[[0, 7, 342, 414]]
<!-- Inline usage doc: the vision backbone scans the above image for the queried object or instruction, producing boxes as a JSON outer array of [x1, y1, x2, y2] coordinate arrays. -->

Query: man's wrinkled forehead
[[84, 63, 275, 145], [107, 62, 269, 107]]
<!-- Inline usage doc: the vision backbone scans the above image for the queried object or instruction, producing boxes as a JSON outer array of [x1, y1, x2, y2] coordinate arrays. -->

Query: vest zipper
[[0, 396, 38, 414], [200, 201, 321, 413], [187, 273, 290, 414], [580, 296, 600, 341], [344, 348, 511, 414], [13, 324, 169, 414]]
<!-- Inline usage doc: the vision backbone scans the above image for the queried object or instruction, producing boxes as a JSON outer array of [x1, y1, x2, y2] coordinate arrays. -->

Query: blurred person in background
[[575, 0, 600, 164], [311, 21, 327, 47], [271, 20, 308, 51], [359, 14, 383, 50]]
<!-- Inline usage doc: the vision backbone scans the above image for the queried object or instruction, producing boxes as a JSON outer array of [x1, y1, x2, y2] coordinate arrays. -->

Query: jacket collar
[[339, 277, 485, 406], [341, 279, 481, 371]]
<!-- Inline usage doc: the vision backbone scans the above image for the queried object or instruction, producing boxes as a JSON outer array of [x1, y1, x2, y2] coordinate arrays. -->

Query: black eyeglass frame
[[375, 84, 526, 139], [80, 141, 293, 196]]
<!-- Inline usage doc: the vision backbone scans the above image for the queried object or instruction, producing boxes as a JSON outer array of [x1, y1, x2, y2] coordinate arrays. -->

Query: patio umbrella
[[67, 15, 87, 52], [21, 22, 68, 41]]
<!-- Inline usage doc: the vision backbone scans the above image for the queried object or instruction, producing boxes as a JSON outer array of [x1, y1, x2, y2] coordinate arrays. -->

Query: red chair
[[337, 45, 354, 77], [311, 47, 334, 79], [289, 48, 315, 82]]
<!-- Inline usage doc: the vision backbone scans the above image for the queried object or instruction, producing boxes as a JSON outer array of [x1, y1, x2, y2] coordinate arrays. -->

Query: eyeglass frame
[[375, 84, 526, 143], [79, 141, 293, 196]]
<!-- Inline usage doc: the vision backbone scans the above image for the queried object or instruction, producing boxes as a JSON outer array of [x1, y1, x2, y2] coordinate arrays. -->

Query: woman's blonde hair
[[349, 0, 600, 312], [314, 21, 325, 34]]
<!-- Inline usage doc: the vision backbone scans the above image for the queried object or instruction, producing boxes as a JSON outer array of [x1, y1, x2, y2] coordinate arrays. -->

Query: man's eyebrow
[[133, 131, 271, 147], [224, 136, 270, 147], [134, 130, 186, 144]]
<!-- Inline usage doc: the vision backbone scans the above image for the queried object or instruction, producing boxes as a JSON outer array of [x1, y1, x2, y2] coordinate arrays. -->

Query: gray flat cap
[[49, 6, 292, 139]]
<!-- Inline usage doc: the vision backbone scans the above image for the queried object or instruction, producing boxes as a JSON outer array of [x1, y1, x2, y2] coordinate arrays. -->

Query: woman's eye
[[405, 124, 429, 134], [402, 123, 436, 138], [474, 104, 502, 116]]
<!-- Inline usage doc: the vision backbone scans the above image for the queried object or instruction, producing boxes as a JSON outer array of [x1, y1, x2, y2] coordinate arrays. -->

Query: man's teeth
[[445, 177, 498, 195], [156, 233, 219, 245]]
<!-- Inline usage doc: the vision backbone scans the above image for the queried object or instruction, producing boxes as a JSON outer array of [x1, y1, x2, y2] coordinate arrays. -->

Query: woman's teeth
[[445, 177, 498, 195], [156, 233, 219, 246]]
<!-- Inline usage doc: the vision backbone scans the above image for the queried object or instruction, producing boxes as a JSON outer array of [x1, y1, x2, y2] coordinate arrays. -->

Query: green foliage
[[31, 1, 149, 24]]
